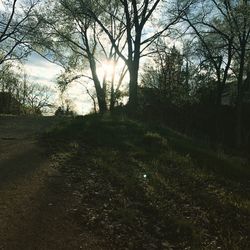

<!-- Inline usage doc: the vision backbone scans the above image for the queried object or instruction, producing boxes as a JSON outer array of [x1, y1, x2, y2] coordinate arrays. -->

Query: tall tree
[[141, 45, 189, 106], [79, 0, 191, 110], [182, 0, 250, 145], [181, 0, 235, 105], [37, 0, 128, 113]]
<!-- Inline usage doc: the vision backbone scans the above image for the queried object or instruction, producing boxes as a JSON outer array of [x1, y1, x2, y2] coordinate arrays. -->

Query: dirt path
[[0, 116, 105, 250]]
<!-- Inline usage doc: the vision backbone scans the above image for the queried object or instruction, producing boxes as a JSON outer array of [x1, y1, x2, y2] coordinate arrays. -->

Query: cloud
[[24, 53, 62, 86], [24, 53, 94, 115], [64, 81, 95, 114]]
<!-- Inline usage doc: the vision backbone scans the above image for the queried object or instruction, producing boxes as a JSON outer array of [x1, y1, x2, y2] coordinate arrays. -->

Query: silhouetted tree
[[0, 63, 53, 114], [141, 45, 190, 106], [0, 0, 41, 65], [36, 0, 130, 113], [181, 0, 235, 106], [78, 0, 192, 110], [180, 0, 250, 146]]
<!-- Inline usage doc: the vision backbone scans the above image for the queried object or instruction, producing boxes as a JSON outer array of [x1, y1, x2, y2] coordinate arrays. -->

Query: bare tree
[[181, 0, 250, 145], [180, 0, 235, 105], [0, 0, 41, 65], [37, 0, 128, 113], [23, 83, 53, 114], [77, 0, 192, 110]]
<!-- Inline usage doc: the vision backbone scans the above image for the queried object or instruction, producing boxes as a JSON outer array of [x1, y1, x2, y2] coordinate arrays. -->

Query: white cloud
[[65, 81, 95, 115], [24, 54, 62, 86], [24, 53, 94, 115]]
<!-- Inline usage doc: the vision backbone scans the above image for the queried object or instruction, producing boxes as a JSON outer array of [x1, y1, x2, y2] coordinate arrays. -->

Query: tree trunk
[[216, 82, 223, 106], [127, 26, 141, 112], [236, 47, 246, 147], [93, 78, 107, 114], [110, 82, 115, 111], [217, 40, 233, 106], [88, 57, 107, 114], [127, 42, 140, 111], [128, 62, 139, 110]]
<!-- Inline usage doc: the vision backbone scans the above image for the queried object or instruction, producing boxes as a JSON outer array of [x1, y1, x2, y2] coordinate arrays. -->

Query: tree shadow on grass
[[0, 140, 46, 188]]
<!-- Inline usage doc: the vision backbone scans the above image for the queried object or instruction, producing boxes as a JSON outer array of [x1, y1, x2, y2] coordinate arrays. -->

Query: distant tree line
[[0, 63, 53, 114]]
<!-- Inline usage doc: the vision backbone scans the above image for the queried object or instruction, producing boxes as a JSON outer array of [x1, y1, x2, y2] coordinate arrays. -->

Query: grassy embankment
[[42, 114, 250, 249]]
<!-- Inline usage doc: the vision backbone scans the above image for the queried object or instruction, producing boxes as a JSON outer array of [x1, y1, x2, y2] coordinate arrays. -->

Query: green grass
[[42, 114, 250, 249], [148, 123, 250, 183]]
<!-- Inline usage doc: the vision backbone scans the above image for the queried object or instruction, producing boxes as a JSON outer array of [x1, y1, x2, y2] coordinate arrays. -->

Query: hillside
[[41, 114, 250, 249], [0, 114, 249, 249]]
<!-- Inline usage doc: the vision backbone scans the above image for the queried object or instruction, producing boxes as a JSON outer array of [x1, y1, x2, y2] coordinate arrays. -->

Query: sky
[[22, 37, 183, 116], [0, 0, 95, 115], [24, 51, 131, 115], [24, 53, 94, 115], [2, 0, 183, 116]]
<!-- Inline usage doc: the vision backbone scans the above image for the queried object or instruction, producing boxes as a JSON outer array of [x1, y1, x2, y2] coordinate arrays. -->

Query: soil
[[0, 116, 106, 250]]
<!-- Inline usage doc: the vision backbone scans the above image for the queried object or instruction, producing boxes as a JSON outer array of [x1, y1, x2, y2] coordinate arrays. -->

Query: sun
[[102, 60, 115, 75], [97, 59, 128, 86]]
